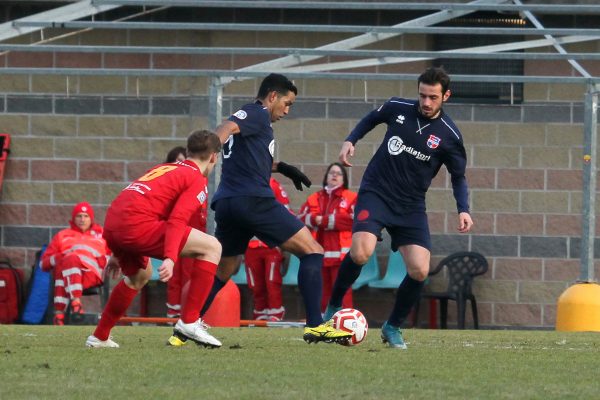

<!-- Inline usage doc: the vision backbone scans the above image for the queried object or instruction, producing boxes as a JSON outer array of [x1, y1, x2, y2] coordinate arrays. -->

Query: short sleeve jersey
[[347, 97, 469, 214], [212, 101, 275, 206], [104, 159, 208, 262]]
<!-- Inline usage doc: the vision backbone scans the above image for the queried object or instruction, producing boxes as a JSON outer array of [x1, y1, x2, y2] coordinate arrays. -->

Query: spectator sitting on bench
[[42, 202, 114, 325]]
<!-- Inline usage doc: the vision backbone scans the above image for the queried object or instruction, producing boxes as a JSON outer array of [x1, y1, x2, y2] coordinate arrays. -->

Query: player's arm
[[215, 120, 240, 144], [444, 141, 473, 234], [273, 160, 311, 191], [341, 101, 390, 166], [105, 256, 121, 280]]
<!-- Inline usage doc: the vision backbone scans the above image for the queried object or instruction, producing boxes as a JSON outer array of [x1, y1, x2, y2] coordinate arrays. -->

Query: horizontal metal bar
[[0, 67, 598, 84], [2, 43, 600, 61], [90, 1, 600, 14], [14, 20, 600, 37], [0, 0, 119, 42]]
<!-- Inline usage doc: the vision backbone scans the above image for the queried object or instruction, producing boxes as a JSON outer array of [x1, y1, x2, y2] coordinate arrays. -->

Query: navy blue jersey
[[212, 101, 275, 205], [347, 97, 469, 214]]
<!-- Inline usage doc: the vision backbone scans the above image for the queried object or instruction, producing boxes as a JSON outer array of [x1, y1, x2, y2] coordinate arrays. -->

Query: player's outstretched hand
[[106, 256, 122, 280], [339, 141, 355, 167], [158, 258, 174, 282], [457, 212, 473, 233], [277, 161, 311, 191]]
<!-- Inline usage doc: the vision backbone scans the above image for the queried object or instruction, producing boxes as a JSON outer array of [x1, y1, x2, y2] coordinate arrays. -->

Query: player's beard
[[418, 103, 443, 119]]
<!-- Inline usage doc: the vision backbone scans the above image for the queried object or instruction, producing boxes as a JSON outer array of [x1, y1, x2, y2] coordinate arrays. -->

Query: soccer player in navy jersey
[[323, 67, 474, 349], [191, 73, 351, 344]]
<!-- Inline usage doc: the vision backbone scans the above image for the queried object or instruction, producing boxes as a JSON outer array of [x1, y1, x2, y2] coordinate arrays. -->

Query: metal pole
[[207, 78, 223, 235], [580, 84, 599, 282]]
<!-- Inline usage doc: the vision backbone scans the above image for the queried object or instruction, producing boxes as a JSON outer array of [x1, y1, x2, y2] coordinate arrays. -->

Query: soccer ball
[[332, 308, 368, 346]]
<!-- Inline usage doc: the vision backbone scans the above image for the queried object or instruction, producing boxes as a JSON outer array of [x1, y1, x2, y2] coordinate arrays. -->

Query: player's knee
[[125, 274, 148, 290], [207, 236, 222, 257], [310, 241, 324, 254], [349, 248, 371, 265], [198, 235, 221, 264], [408, 268, 428, 282]]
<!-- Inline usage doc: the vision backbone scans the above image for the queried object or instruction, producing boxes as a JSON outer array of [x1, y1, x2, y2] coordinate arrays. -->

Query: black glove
[[276, 161, 311, 191]]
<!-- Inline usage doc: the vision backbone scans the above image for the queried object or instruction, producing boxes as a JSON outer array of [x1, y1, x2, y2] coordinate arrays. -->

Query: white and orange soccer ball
[[332, 308, 368, 346]]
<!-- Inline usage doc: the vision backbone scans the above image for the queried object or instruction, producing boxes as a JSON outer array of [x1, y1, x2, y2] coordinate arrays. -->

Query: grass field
[[1, 325, 600, 400]]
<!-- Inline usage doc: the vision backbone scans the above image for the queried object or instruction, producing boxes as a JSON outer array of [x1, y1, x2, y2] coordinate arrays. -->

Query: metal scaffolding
[[0, 0, 598, 280]]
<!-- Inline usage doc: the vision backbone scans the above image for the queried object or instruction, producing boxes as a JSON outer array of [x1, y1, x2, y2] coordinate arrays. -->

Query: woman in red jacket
[[299, 163, 357, 312]]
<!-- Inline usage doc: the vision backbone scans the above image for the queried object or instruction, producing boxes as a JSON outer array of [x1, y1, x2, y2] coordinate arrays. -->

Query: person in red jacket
[[42, 202, 113, 326], [244, 177, 289, 321], [86, 130, 223, 349], [299, 163, 357, 312]]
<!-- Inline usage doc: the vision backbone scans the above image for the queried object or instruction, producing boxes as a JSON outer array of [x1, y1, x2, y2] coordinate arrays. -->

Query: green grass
[[1, 325, 600, 400]]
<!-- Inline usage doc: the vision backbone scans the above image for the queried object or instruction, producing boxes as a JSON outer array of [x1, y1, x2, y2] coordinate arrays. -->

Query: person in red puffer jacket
[[244, 177, 290, 321], [298, 163, 357, 312], [42, 202, 113, 325]]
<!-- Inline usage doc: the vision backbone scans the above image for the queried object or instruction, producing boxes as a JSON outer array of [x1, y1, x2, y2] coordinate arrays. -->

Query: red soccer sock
[[180, 260, 217, 324], [93, 280, 138, 341]]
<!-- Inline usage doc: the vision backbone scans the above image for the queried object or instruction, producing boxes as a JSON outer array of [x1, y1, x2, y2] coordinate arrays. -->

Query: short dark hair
[[165, 146, 186, 163], [257, 73, 298, 99], [322, 162, 349, 189], [187, 130, 222, 160], [418, 67, 450, 94]]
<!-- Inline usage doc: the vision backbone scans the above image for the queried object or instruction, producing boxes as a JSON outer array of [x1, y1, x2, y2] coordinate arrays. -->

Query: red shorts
[[103, 220, 191, 278]]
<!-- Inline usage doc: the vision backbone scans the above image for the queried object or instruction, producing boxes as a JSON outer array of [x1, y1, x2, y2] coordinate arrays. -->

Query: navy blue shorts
[[352, 191, 431, 250], [214, 196, 305, 257]]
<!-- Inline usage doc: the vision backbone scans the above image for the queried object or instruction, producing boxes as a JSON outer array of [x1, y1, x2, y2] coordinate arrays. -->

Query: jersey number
[[138, 165, 177, 181], [223, 136, 234, 159]]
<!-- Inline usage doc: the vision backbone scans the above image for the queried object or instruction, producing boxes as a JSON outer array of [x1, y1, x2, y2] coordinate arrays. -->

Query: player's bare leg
[[87, 261, 153, 348], [323, 232, 378, 321], [381, 244, 429, 349], [168, 228, 222, 348]]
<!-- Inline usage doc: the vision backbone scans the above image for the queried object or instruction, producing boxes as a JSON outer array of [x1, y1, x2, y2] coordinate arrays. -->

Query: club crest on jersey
[[233, 110, 247, 120], [357, 209, 370, 221], [197, 191, 206, 204], [427, 134, 441, 149]]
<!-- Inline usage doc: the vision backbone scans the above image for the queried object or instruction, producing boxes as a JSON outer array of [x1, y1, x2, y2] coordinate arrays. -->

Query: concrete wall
[[0, 23, 599, 328]]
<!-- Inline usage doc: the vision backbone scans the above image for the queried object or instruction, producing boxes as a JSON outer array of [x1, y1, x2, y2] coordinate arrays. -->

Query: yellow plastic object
[[555, 282, 600, 332]]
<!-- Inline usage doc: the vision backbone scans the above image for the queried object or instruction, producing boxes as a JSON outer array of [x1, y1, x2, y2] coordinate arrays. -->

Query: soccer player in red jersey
[[85, 130, 223, 348]]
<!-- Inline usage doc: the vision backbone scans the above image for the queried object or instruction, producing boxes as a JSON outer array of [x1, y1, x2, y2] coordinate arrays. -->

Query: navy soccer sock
[[387, 274, 424, 327], [199, 276, 226, 317], [328, 255, 364, 308], [297, 253, 324, 327]]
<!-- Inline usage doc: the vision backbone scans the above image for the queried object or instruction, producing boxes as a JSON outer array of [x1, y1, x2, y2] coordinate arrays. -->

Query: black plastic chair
[[416, 251, 488, 329]]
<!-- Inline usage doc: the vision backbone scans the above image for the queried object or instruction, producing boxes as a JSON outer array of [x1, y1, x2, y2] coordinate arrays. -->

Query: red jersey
[[104, 160, 208, 262]]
